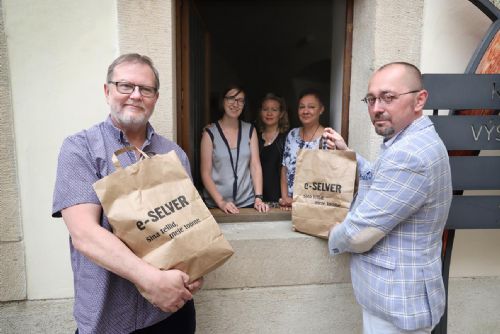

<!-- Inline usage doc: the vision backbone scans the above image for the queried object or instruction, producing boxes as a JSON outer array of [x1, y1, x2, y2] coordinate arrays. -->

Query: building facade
[[1, 0, 499, 332]]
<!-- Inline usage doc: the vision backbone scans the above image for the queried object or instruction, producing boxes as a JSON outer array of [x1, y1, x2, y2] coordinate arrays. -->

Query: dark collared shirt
[[52, 116, 191, 334]]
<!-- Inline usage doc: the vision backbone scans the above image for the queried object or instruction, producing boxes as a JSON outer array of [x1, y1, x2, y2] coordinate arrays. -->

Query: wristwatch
[[255, 194, 264, 200]]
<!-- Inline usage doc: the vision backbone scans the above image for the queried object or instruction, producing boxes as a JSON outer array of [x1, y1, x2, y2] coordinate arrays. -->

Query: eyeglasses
[[108, 81, 158, 98], [361, 90, 420, 107], [225, 96, 245, 105]]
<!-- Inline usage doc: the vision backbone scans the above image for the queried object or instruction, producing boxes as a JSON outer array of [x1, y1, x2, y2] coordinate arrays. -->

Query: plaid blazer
[[329, 116, 452, 330]]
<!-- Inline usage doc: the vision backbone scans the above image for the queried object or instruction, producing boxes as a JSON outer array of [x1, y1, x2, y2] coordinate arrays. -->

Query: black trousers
[[75, 299, 196, 334]]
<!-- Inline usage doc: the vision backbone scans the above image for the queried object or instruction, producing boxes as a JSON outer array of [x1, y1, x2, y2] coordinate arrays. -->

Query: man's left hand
[[322, 128, 349, 150], [186, 276, 204, 295]]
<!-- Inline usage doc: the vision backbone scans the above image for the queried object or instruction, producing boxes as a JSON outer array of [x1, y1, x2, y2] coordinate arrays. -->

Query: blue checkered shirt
[[329, 116, 452, 330], [52, 116, 192, 334]]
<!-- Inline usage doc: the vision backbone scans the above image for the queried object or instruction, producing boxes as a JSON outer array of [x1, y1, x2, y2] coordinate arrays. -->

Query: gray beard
[[111, 110, 150, 131]]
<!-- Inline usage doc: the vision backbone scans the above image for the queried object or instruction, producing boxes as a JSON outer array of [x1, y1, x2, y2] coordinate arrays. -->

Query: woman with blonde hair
[[256, 93, 290, 204]]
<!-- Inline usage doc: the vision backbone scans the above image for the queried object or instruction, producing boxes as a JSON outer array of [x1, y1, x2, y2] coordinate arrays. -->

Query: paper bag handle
[[320, 136, 338, 151], [320, 137, 328, 150], [112, 146, 149, 170]]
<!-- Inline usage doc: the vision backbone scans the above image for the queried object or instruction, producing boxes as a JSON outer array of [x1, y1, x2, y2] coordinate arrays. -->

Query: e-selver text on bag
[[93, 146, 234, 281], [292, 148, 357, 239]]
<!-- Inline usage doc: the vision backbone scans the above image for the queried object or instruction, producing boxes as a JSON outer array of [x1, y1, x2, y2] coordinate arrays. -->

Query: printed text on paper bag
[[303, 184, 342, 207], [132, 195, 202, 242], [136, 195, 190, 230], [145, 218, 201, 243], [304, 182, 342, 193]]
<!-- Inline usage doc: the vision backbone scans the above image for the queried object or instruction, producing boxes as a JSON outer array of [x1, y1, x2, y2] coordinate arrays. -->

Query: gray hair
[[106, 53, 160, 89]]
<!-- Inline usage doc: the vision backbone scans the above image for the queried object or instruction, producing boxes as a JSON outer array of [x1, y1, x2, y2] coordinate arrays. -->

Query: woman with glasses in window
[[200, 85, 269, 214], [256, 93, 290, 205], [280, 89, 325, 210]]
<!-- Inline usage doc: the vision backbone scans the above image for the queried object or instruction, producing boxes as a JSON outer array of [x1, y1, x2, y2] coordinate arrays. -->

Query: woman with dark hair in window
[[256, 93, 290, 204], [280, 89, 325, 210], [200, 85, 269, 214]]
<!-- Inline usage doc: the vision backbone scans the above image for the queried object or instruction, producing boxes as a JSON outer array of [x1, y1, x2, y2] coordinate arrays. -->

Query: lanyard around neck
[[215, 120, 242, 201]]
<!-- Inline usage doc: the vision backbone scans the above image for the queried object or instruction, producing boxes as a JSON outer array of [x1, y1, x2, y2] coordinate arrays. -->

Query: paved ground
[[1, 277, 500, 334], [0, 298, 75, 334]]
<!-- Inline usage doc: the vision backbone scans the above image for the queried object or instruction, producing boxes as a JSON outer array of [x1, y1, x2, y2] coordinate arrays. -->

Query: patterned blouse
[[282, 127, 322, 196]]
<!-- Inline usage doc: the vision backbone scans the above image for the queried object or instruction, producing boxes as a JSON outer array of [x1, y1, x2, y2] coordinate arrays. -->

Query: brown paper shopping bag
[[292, 148, 357, 239], [93, 146, 234, 281]]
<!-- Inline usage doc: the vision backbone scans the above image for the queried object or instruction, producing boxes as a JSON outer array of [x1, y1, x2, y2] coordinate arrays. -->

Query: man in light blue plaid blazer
[[324, 62, 452, 333]]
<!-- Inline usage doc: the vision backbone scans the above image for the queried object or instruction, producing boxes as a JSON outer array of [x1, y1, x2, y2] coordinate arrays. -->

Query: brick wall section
[[0, 2, 26, 301]]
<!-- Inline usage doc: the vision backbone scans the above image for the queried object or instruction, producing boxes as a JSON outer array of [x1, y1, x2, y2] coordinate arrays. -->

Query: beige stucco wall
[[421, 0, 492, 73], [349, 0, 425, 161], [0, 1, 26, 302], [116, 0, 176, 139], [1, 0, 176, 299], [2, 0, 119, 299]]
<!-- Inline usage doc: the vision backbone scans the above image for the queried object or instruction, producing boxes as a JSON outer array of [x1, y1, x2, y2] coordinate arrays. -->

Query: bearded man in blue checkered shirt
[[53, 54, 203, 334], [323, 62, 452, 334]]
